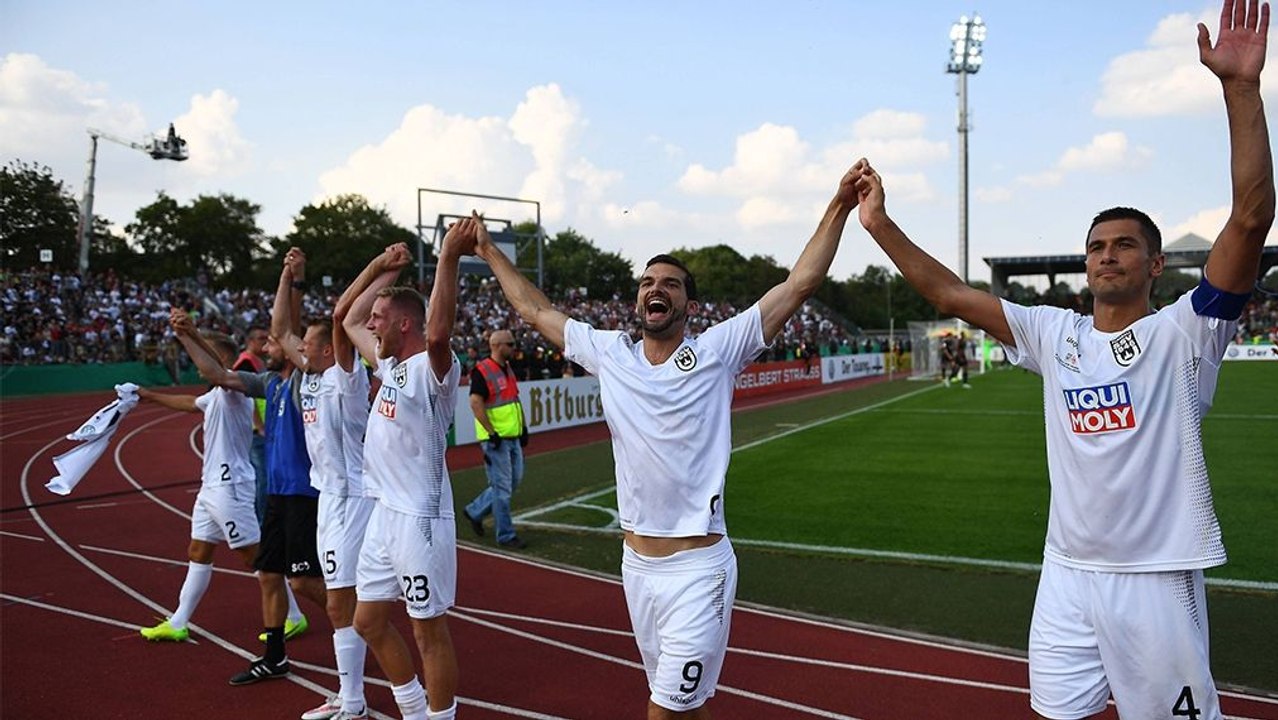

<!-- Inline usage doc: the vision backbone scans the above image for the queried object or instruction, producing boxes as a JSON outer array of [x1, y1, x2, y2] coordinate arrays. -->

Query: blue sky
[[3, 1, 1275, 287]]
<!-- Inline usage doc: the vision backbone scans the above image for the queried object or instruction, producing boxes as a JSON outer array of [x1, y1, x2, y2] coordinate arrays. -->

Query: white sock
[[168, 561, 213, 629], [333, 625, 367, 712], [427, 701, 457, 719], [285, 582, 302, 623], [391, 678, 427, 720]]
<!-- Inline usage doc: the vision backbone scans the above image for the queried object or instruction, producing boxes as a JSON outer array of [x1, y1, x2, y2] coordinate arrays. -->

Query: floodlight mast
[[946, 13, 986, 285], [77, 126, 188, 273]]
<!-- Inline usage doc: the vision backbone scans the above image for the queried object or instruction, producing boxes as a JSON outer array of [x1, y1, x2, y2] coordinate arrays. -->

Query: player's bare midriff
[[624, 531, 724, 558]]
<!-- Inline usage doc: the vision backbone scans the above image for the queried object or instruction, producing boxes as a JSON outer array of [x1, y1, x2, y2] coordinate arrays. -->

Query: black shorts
[[255, 494, 321, 577]]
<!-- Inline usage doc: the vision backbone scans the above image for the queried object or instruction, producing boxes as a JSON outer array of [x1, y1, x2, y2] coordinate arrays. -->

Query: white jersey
[[1000, 289, 1234, 572], [362, 352, 459, 517], [194, 387, 255, 486], [300, 356, 371, 497], [564, 304, 767, 537]]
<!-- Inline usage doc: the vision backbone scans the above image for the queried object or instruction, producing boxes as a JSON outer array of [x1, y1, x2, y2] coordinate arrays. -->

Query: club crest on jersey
[[392, 362, 408, 388], [1062, 381, 1137, 435], [1109, 329, 1141, 367], [377, 386, 397, 419], [673, 345, 697, 372], [300, 395, 318, 424], [306, 376, 320, 392]]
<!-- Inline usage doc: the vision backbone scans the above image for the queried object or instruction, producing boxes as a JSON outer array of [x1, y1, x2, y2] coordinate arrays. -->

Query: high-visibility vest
[[473, 357, 522, 440]]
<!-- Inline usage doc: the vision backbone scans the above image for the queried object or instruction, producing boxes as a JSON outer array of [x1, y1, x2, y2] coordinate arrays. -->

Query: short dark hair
[[1088, 207, 1162, 255], [644, 254, 698, 301]]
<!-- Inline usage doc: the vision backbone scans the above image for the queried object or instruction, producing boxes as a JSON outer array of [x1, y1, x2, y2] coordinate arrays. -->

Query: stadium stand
[[8, 267, 1270, 372]]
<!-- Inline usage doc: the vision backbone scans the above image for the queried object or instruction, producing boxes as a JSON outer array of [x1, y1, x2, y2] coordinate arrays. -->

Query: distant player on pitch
[[852, 1, 1272, 717], [470, 158, 862, 718]]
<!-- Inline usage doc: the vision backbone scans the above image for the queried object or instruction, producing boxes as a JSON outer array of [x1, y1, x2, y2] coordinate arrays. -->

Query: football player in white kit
[[470, 160, 863, 718], [341, 227, 473, 720], [851, 2, 1272, 717], [272, 248, 374, 720], [137, 329, 259, 643]]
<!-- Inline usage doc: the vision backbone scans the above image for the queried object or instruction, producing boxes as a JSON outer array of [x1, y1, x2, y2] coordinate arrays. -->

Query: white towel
[[45, 384, 141, 496]]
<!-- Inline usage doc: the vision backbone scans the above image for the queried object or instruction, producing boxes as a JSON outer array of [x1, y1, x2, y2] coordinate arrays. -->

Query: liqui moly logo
[[1063, 381, 1137, 435]]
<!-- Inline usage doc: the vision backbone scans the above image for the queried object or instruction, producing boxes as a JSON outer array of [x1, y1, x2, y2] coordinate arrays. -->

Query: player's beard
[[265, 353, 286, 372], [640, 303, 686, 338]]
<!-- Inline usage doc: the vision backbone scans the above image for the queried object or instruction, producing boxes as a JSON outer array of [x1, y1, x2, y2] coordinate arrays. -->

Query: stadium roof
[[983, 234, 1278, 296]]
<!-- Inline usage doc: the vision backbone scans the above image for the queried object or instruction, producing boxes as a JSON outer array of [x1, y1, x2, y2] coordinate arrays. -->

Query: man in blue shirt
[[178, 257, 327, 685]]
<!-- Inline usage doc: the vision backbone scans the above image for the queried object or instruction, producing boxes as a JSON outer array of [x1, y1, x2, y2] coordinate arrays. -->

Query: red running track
[[2, 390, 1275, 719]]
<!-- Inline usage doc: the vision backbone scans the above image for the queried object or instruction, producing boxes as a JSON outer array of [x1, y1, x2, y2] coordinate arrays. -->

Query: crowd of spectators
[[7, 267, 1275, 373]]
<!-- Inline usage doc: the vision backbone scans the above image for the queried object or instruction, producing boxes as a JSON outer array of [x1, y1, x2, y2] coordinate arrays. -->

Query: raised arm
[[271, 247, 313, 372], [426, 216, 477, 379], [1200, 0, 1275, 293], [756, 160, 860, 343], [855, 161, 1015, 346], [136, 386, 199, 413], [473, 213, 570, 349], [341, 245, 409, 367], [170, 309, 249, 391]]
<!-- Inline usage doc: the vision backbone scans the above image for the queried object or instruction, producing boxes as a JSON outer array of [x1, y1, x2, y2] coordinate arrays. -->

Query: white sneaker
[[301, 698, 342, 720]]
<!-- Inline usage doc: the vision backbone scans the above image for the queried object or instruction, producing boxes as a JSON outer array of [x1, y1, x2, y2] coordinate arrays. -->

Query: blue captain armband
[[1190, 277, 1251, 320]]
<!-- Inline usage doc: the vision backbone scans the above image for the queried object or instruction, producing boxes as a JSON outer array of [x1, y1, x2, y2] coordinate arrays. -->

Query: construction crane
[[77, 124, 189, 273]]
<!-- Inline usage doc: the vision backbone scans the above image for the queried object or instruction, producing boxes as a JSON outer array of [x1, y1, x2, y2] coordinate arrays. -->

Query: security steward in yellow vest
[[462, 330, 527, 549]]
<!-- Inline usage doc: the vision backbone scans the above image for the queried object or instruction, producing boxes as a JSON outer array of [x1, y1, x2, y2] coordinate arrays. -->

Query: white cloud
[[1094, 8, 1278, 117], [974, 186, 1013, 203], [1000, 132, 1151, 196], [1057, 131, 1152, 172], [852, 109, 927, 139], [1169, 205, 1227, 242], [670, 110, 944, 231], [171, 90, 252, 177], [677, 123, 817, 197], [317, 83, 617, 230], [0, 53, 147, 165]]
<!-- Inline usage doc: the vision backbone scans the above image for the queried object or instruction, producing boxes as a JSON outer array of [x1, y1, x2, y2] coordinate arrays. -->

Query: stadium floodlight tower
[[946, 12, 986, 285], [77, 125, 189, 273]]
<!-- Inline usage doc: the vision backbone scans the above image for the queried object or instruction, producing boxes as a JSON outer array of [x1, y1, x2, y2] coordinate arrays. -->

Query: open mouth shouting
[[644, 295, 671, 323]]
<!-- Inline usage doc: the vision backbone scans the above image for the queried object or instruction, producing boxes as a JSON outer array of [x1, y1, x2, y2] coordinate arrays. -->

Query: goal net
[[906, 320, 996, 381]]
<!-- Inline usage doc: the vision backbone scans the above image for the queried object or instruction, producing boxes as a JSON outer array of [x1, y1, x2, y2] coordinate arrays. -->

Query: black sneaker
[[464, 510, 485, 537], [229, 656, 290, 685], [498, 536, 527, 550]]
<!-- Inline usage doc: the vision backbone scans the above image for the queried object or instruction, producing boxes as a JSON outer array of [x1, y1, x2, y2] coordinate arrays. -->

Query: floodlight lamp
[[950, 24, 965, 41]]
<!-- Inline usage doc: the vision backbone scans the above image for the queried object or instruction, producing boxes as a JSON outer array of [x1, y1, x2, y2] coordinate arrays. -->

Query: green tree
[[536, 228, 634, 300], [279, 194, 417, 287], [125, 192, 267, 283], [0, 160, 82, 270], [1152, 268, 1200, 307], [670, 244, 787, 305]]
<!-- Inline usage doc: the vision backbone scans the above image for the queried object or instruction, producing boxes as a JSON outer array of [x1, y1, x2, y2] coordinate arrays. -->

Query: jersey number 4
[[1173, 686, 1200, 720]]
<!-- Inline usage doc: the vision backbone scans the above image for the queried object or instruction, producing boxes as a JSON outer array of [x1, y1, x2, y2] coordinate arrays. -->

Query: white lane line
[[0, 530, 45, 542]]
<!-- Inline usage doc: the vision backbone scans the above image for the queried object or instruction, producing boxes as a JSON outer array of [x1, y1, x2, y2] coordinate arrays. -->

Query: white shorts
[[356, 503, 456, 619], [621, 537, 737, 712], [317, 493, 374, 590], [191, 482, 259, 550], [1029, 559, 1220, 720]]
